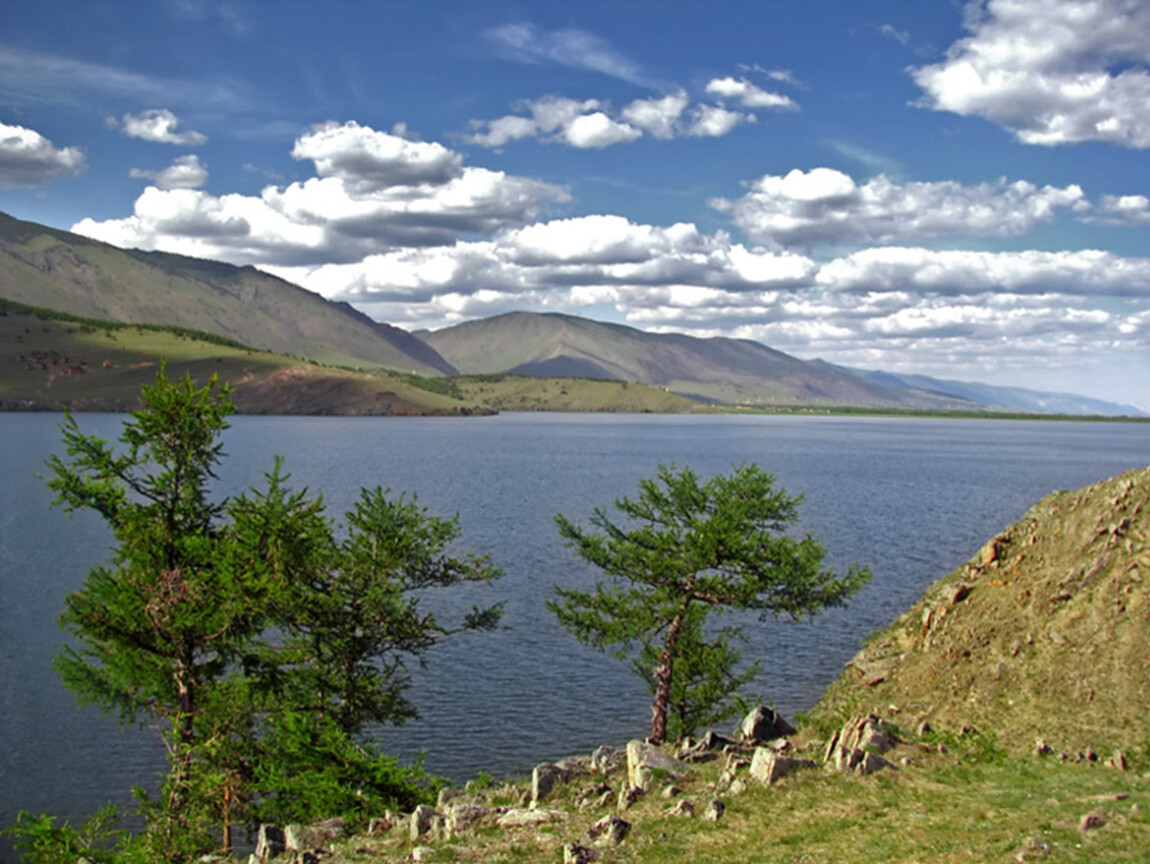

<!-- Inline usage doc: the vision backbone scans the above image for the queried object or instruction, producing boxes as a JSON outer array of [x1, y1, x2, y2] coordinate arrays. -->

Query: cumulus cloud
[[913, 0, 1150, 147], [130, 154, 209, 190], [1091, 194, 1150, 225], [621, 92, 690, 139], [0, 121, 85, 187], [116, 109, 208, 145], [704, 76, 798, 110], [712, 168, 1087, 247], [292, 121, 462, 189], [74, 121, 568, 265], [467, 76, 775, 150]]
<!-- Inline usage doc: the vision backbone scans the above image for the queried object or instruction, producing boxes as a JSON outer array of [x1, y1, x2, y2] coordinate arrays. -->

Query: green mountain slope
[[420, 311, 982, 409], [0, 212, 455, 376]]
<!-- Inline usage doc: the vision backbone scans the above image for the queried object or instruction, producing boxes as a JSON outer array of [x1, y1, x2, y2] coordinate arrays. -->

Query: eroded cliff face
[[813, 465, 1150, 756]]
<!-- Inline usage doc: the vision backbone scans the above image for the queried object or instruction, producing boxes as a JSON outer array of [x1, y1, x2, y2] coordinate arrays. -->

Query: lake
[[1, 410, 1147, 845]]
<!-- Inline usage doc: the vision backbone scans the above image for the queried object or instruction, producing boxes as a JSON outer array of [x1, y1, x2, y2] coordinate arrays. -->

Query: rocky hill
[[812, 464, 1150, 757]]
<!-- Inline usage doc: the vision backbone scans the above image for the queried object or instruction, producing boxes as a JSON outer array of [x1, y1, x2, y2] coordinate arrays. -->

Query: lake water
[[1, 411, 1147, 847]]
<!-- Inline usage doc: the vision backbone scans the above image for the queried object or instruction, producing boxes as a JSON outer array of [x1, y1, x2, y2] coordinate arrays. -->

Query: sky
[[2, 1, 1149, 409]]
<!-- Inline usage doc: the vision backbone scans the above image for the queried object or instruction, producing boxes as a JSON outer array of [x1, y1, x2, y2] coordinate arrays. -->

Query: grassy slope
[[0, 212, 453, 375], [0, 306, 703, 416], [0, 306, 472, 415], [421, 311, 980, 409]]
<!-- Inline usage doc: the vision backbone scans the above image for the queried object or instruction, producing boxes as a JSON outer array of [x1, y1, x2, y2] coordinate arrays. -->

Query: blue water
[[1, 411, 1146, 846]]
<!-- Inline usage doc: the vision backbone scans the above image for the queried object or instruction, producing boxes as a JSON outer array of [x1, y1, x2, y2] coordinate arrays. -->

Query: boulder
[[284, 818, 343, 853], [254, 824, 284, 860], [738, 706, 797, 744], [564, 843, 599, 864], [748, 747, 817, 785], [409, 805, 444, 841], [496, 808, 570, 828], [445, 803, 490, 836], [625, 739, 689, 791], [583, 814, 631, 847], [531, 762, 573, 805]]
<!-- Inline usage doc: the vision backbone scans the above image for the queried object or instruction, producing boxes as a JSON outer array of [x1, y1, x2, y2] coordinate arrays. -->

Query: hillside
[[811, 464, 1150, 757], [420, 311, 981, 410], [0, 303, 704, 415], [0, 212, 454, 376]]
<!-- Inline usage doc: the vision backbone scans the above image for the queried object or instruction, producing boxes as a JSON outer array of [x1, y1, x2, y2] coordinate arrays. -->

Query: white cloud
[[130, 154, 209, 190], [116, 109, 208, 145], [292, 121, 462, 189], [687, 104, 754, 138], [0, 121, 85, 187], [74, 122, 568, 265], [913, 0, 1150, 147], [712, 168, 1087, 247], [621, 92, 690, 139], [1093, 194, 1150, 225], [483, 23, 661, 88], [704, 76, 798, 110], [561, 112, 641, 149]]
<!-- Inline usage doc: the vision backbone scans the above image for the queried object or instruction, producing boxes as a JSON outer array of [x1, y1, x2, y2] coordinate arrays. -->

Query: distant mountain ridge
[[419, 311, 1144, 415], [0, 212, 455, 376], [1, 212, 1140, 416]]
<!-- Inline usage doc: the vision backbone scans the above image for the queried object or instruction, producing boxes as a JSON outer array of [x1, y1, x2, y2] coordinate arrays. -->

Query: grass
[[288, 732, 1150, 864]]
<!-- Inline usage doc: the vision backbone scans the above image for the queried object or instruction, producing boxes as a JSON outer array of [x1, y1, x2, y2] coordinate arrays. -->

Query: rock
[[564, 843, 599, 864], [738, 705, 797, 744], [590, 745, 623, 774], [284, 818, 344, 853], [1015, 836, 1052, 861], [616, 784, 644, 812], [367, 813, 399, 835], [626, 740, 688, 791], [748, 747, 817, 785], [1078, 807, 1108, 832], [666, 799, 695, 817], [445, 803, 490, 836], [254, 824, 284, 860], [496, 808, 570, 828], [583, 814, 631, 847], [533, 762, 573, 805], [411, 846, 435, 862], [409, 805, 444, 841], [856, 751, 896, 775], [703, 799, 726, 821]]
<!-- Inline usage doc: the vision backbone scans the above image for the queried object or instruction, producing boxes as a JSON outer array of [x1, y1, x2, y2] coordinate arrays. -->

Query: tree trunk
[[650, 612, 685, 744]]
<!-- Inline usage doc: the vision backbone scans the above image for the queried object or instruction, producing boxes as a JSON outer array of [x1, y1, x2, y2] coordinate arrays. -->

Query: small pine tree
[[549, 462, 870, 744]]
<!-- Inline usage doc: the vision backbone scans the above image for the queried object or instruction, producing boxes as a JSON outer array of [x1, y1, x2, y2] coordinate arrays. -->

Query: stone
[[532, 762, 573, 805], [1078, 807, 1108, 832], [496, 808, 570, 828], [666, 799, 695, 817], [411, 847, 435, 862], [409, 805, 444, 841], [564, 843, 599, 864], [748, 747, 817, 785], [254, 824, 284, 860], [616, 784, 644, 812], [626, 740, 689, 792], [284, 818, 344, 853], [445, 803, 490, 836], [583, 814, 631, 847], [591, 745, 623, 774], [738, 705, 797, 744], [703, 799, 726, 821]]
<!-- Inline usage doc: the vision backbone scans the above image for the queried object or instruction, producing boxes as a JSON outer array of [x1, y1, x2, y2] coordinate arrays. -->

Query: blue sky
[[2, 1, 1149, 408]]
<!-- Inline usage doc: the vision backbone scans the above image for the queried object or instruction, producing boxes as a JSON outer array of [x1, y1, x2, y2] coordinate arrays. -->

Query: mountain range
[[0, 211, 1141, 416]]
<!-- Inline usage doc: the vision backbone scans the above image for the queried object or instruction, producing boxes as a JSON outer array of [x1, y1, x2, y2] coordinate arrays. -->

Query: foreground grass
[[300, 731, 1148, 864]]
